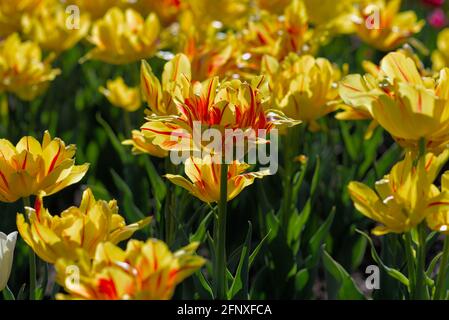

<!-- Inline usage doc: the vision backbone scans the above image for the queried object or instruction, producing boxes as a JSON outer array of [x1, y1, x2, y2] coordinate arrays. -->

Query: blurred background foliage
[[1, 0, 447, 299]]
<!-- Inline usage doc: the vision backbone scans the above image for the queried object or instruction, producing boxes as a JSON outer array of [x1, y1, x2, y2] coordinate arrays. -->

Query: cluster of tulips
[[2, 0, 449, 301]]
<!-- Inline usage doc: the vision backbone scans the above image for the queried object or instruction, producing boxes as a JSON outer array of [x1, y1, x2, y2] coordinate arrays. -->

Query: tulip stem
[[214, 162, 228, 300], [415, 223, 428, 299], [405, 232, 416, 298], [435, 236, 449, 300], [23, 196, 37, 301]]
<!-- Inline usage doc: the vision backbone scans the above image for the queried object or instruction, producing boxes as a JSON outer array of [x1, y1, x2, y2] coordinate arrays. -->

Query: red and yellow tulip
[[0, 33, 60, 101], [352, 0, 424, 51], [348, 151, 448, 235], [339, 51, 449, 152], [0, 131, 89, 203], [165, 155, 270, 203], [17, 188, 151, 264], [55, 239, 205, 300], [100, 77, 142, 112], [84, 7, 160, 65]]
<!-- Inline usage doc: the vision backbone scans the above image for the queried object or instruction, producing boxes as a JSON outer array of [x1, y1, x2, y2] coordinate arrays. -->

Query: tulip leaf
[[16, 284, 27, 300], [190, 211, 213, 243], [356, 229, 410, 288], [249, 230, 270, 269], [426, 252, 442, 279], [142, 156, 166, 210], [228, 222, 252, 300], [194, 270, 214, 299], [2, 286, 15, 300], [294, 268, 310, 293], [110, 169, 146, 222], [305, 208, 335, 268], [96, 113, 129, 164], [322, 246, 365, 300]]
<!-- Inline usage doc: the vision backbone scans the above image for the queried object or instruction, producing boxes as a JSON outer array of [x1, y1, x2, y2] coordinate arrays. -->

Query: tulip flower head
[[84, 7, 160, 65], [55, 239, 205, 300], [165, 155, 271, 203], [0, 231, 18, 292], [425, 171, 449, 234], [141, 54, 191, 117], [0, 0, 43, 37], [21, 1, 90, 53], [432, 28, 449, 71], [0, 33, 60, 101], [340, 51, 449, 152], [100, 77, 142, 112], [141, 61, 298, 157], [262, 53, 342, 131], [122, 130, 168, 158], [352, 0, 424, 51], [17, 188, 152, 264], [0, 131, 89, 203], [349, 151, 448, 235], [66, 0, 124, 20]]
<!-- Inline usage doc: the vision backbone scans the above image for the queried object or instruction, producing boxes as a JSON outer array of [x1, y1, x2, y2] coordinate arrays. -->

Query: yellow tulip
[[0, 33, 60, 101], [425, 172, 449, 235], [166, 156, 270, 203], [141, 74, 298, 153], [352, 0, 424, 51], [0, 0, 43, 37], [175, 12, 238, 81], [256, 0, 291, 14], [348, 151, 448, 235], [262, 53, 342, 131], [303, 0, 359, 34], [122, 130, 168, 158], [17, 188, 152, 264], [21, 1, 90, 53], [55, 239, 205, 300], [240, 0, 314, 66], [432, 28, 449, 72], [0, 131, 89, 203], [66, 0, 125, 19], [186, 0, 250, 30], [130, 0, 182, 26], [339, 51, 449, 152], [84, 7, 160, 65], [100, 77, 142, 112], [141, 54, 190, 117]]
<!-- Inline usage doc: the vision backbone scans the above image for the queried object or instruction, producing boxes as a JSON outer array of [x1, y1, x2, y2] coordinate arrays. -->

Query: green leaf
[[195, 270, 214, 299], [228, 222, 252, 300], [2, 286, 15, 300], [190, 211, 213, 243], [356, 229, 409, 288], [96, 113, 129, 164], [143, 156, 166, 210], [110, 169, 146, 222], [16, 284, 27, 300], [249, 231, 270, 269], [322, 246, 365, 300], [305, 208, 335, 268], [426, 252, 442, 279], [294, 268, 310, 293]]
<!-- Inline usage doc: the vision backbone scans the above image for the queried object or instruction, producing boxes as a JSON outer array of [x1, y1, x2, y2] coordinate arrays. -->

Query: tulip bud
[[0, 231, 18, 292]]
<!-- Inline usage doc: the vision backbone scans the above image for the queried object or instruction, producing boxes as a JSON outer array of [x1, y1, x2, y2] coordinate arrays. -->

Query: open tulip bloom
[[6, 0, 449, 304], [0, 231, 17, 293]]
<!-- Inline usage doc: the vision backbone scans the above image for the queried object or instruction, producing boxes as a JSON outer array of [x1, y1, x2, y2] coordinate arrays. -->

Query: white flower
[[0, 231, 18, 291]]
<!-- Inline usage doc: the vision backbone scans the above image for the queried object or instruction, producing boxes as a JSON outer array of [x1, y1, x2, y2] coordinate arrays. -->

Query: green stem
[[405, 232, 416, 298], [415, 224, 428, 299], [164, 158, 176, 247], [124, 112, 132, 136], [435, 236, 449, 300], [23, 196, 36, 301], [214, 162, 228, 300]]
